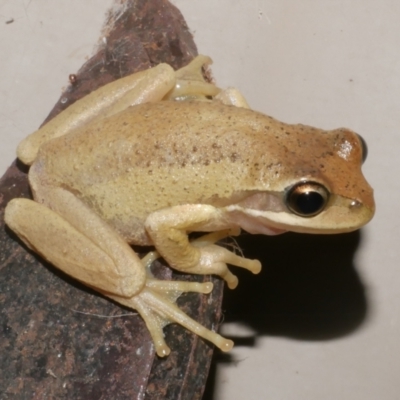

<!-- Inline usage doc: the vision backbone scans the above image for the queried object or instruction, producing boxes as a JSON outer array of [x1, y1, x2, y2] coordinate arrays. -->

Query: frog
[[4, 55, 375, 357]]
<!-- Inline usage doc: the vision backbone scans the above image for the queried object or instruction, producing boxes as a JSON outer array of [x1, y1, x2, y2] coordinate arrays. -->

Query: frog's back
[[48, 100, 279, 173], [33, 101, 287, 200], [30, 102, 280, 241]]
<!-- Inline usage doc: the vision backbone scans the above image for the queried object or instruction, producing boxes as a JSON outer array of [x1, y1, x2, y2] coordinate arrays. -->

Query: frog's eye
[[286, 181, 330, 217], [357, 134, 368, 163]]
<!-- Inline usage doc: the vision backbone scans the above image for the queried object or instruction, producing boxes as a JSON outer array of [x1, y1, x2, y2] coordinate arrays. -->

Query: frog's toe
[[107, 279, 232, 357], [185, 229, 261, 288], [146, 278, 213, 296], [190, 227, 241, 247], [182, 243, 261, 289]]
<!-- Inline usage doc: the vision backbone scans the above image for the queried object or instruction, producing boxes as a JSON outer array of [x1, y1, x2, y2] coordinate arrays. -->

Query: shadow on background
[[203, 230, 368, 399]]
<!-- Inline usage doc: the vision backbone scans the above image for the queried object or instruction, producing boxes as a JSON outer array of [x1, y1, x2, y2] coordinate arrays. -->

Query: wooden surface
[[0, 1, 224, 398]]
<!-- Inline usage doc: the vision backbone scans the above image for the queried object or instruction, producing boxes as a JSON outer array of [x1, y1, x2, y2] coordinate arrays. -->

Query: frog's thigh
[[100, 63, 176, 118], [5, 196, 145, 298], [145, 204, 261, 289], [18, 63, 176, 165], [5, 197, 234, 357]]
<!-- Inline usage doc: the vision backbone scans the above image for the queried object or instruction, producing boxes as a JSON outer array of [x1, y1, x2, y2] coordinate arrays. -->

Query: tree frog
[[4, 55, 375, 357]]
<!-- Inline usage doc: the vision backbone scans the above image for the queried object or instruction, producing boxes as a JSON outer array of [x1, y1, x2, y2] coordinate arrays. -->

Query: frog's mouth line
[[224, 206, 287, 236], [224, 201, 373, 235]]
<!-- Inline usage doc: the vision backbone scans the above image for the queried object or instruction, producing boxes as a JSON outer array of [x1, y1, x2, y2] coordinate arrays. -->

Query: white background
[[0, 1, 399, 399]]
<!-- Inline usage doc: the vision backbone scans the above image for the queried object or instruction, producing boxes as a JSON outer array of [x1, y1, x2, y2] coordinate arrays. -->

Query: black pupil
[[294, 191, 324, 215]]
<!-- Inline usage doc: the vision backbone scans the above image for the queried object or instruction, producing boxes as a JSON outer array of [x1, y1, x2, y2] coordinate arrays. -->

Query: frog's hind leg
[[108, 277, 233, 357], [111, 248, 232, 357], [4, 191, 233, 357], [17, 63, 176, 165], [5, 196, 147, 297], [131, 227, 260, 355]]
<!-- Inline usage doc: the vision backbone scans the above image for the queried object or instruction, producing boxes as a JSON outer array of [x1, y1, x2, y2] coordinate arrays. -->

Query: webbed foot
[[106, 277, 233, 357]]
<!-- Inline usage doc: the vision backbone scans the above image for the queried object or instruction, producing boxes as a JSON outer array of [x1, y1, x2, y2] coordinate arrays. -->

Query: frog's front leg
[[4, 189, 233, 357], [215, 87, 250, 109], [145, 204, 262, 290]]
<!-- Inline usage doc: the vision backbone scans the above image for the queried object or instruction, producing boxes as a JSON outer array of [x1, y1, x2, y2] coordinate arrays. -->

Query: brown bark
[[0, 1, 223, 398]]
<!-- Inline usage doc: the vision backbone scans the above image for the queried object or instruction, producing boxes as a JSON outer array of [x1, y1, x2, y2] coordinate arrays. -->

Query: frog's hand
[[4, 191, 233, 357], [145, 205, 262, 290], [18, 63, 176, 165], [165, 55, 250, 107], [166, 55, 220, 100], [215, 87, 250, 109]]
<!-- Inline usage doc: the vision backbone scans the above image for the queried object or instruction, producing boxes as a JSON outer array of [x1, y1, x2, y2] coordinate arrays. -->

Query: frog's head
[[227, 127, 375, 235]]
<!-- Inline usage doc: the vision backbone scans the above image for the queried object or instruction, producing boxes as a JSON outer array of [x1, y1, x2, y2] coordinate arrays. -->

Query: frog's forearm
[[145, 204, 223, 269], [145, 204, 261, 289]]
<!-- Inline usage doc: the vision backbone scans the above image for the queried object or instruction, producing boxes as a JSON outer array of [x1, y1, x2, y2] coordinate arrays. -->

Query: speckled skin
[[4, 57, 375, 356], [30, 100, 374, 244]]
